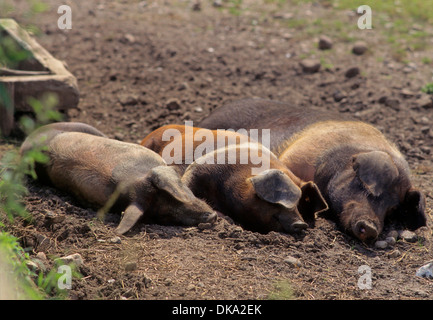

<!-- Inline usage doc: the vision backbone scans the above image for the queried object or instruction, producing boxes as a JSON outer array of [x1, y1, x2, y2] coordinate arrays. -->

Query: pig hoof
[[202, 211, 217, 223], [354, 220, 378, 242], [290, 221, 308, 233]]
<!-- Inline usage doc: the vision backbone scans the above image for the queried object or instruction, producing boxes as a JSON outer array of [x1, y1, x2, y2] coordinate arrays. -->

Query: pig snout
[[277, 212, 308, 234], [289, 220, 308, 233], [342, 202, 380, 242], [179, 202, 218, 226], [353, 220, 378, 242]]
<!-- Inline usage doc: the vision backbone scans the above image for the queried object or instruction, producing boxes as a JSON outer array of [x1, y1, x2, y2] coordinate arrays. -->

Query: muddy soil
[[2, 0, 433, 300]]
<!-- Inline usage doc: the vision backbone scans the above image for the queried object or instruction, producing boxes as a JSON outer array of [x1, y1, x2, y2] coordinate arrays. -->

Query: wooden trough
[[0, 19, 79, 136]]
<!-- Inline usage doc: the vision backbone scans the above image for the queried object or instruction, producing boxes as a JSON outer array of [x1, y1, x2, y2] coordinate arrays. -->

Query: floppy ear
[[115, 202, 145, 235], [393, 188, 427, 230], [298, 181, 328, 221], [249, 169, 301, 209], [149, 166, 195, 203], [352, 151, 399, 197]]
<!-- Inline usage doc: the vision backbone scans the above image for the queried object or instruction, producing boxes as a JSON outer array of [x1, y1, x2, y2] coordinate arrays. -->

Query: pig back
[[45, 132, 165, 206], [199, 98, 346, 153]]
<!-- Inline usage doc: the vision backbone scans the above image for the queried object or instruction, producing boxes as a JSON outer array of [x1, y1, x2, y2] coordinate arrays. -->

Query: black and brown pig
[[20, 122, 217, 235], [141, 124, 327, 233], [199, 98, 427, 242]]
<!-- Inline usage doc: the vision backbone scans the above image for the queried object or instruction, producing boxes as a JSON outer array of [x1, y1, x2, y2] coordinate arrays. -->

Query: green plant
[[267, 279, 295, 300], [421, 82, 433, 94], [0, 0, 71, 299]]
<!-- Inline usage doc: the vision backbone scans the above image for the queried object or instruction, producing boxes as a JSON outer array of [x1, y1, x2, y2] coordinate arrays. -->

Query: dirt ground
[[2, 0, 433, 300]]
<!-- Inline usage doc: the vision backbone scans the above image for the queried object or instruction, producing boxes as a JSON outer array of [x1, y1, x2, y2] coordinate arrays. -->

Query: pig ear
[[394, 188, 427, 230], [352, 151, 399, 197], [149, 166, 194, 203], [249, 169, 302, 209], [115, 203, 145, 235], [298, 181, 328, 221]]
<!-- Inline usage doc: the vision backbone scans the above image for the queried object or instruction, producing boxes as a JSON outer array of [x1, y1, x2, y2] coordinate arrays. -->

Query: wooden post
[[0, 82, 14, 137]]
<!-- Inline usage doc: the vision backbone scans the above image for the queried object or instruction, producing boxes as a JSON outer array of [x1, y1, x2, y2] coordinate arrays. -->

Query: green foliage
[[0, 232, 43, 299], [0, 36, 33, 69], [421, 83, 433, 95], [0, 0, 66, 299], [267, 280, 295, 300]]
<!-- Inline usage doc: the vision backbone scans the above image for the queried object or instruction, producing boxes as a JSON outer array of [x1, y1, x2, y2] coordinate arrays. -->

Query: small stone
[[187, 284, 196, 291], [416, 96, 433, 109], [401, 89, 415, 98], [194, 106, 203, 113], [318, 35, 333, 50], [45, 211, 65, 225], [387, 230, 399, 240], [178, 82, 189, 91], [284, 256, 302, 267], [213, 0, 223, 7], [114, 132, 125, 141], [399, 230, 418, 243], [36, 252, 47, 261], [119, 94, 138, 106], [416, 261, 433, 279], [374, 240, 388, 249], [125, 261, 137, 272], [110, 236, 122, 244], [300, 59, 321, 73], [388, 249, 401, 259], [56, 253, 84, 267], [345, 67, 360, 78], [333, 90, 347, 102], [352, 41, 368, 55], [166, 98, 181, 111], [385, 236, 396, 246], [123, 33, 135, 43], [192, 0, 201, 11], [198, 222, 213, 230], [378, 96, 388, 104]]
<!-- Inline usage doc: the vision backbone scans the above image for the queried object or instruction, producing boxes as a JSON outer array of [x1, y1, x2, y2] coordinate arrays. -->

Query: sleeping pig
[[141, 124, 327, 233], [20, 122, 217, 235], [199, 98, 427, 242]]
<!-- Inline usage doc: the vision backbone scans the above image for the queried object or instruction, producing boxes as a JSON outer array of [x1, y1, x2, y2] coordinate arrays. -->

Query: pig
[[199, 98, 427, 242], [20, 122, 217, 235], [140, 124, 256, 175], [141, 124, 328, 233]]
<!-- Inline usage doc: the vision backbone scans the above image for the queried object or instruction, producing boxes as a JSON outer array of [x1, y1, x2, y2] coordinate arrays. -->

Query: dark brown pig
[[199, 98, 427, 242], [20, 122, 217, 235], [141, 124, 328, 233]]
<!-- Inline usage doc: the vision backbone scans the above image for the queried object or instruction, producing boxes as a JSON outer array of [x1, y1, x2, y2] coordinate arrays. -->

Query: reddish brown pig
[[199, 98, 427, 242], [20, 122, 217, 235], [141, 124, 253, 175], [141, 125, 327, 233]]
